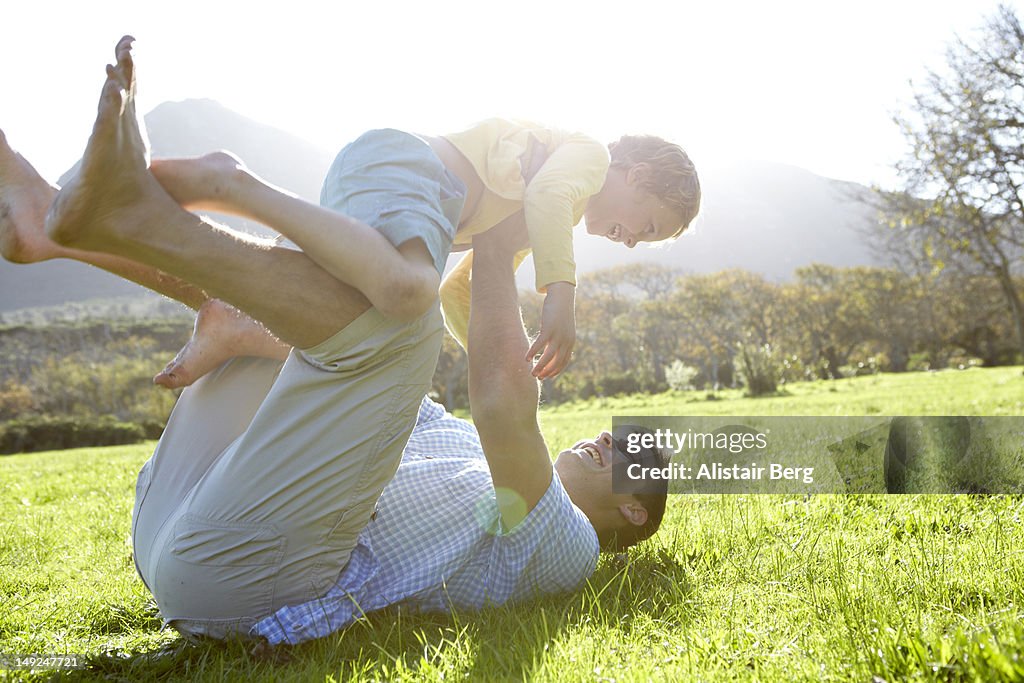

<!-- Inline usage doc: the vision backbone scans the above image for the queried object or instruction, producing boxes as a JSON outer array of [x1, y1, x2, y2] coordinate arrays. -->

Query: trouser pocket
[[151, 514, 285, 622]]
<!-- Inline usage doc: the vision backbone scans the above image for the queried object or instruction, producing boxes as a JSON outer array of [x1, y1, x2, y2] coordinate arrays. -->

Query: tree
[[840, 267, 926, 372], [785, 265, 874, 378], [938, 272, 1021, 365], [572, 264, 683, 392], [884, 4, 1024, 359], [666, 270, 785, 390]]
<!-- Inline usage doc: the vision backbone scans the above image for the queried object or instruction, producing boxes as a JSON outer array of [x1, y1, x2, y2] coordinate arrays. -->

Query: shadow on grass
[[55, 545, 694, 682]]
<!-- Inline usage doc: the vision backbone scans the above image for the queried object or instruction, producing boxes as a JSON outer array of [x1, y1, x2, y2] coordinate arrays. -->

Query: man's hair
[[603, 439, 671, 552], [608, 135, 701, 239]]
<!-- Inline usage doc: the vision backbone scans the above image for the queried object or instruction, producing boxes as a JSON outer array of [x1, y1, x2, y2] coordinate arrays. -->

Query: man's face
[[555, 431, 615, 477], [555, 431, 641, 533]]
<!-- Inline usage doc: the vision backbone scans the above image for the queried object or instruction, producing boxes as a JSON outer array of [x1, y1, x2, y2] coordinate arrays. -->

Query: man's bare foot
[[151, 151, 250, 213], [0, 130, 63, 263], [44, 36, 174, 252], [154, 298, 290, 389]]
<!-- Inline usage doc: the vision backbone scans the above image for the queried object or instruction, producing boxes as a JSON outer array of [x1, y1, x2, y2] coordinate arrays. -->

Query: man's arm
[[468, 212, 553, 530]]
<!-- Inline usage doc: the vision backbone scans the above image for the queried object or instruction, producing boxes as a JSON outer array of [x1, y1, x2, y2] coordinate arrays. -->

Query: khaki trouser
[[131, 305, 443, 638]]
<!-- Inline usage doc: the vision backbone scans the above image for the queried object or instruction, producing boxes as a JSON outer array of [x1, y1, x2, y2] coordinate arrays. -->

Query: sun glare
[[2, 0, 1018, 187]]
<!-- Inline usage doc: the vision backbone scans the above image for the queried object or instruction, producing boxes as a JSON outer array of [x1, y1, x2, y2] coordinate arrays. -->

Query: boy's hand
[[526, 282, 576, 379]]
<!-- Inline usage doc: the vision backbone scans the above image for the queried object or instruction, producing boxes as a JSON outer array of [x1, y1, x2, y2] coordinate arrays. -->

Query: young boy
[[434, 118, 701, 378], [147, 120, 700, 387]]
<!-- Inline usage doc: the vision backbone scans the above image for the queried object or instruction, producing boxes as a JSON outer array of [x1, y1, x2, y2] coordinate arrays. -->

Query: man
[[0, 37, 668, 646]]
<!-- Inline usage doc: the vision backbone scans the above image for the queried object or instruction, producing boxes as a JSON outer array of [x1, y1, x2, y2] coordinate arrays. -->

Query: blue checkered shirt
[[250, 397, 600, 645]]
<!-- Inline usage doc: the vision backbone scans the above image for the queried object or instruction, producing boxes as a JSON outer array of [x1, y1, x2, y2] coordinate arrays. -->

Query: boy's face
[[584, 164, 683, 248]]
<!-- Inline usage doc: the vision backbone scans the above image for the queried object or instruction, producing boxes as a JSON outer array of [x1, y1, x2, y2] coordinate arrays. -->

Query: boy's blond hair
[[609, 135, 701, 238]]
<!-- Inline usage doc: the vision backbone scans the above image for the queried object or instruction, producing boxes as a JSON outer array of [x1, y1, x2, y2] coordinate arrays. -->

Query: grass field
[[1, 367, 1023, 681]]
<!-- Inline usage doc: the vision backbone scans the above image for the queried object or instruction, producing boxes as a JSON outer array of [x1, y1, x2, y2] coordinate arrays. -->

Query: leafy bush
[[948, 355, 984, 370], [0, 380, 34, 420], [0, 416, 147, 454], [596, 373, 643, 397], [840, 357, 883, 378], [139, 419, 166, 440], [664, 360, 700, 392], [25, 337, 178, 426], [908, 352, 933, 372]]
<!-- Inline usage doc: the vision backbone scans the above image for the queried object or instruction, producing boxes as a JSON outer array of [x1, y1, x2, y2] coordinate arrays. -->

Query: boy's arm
[[526, 282, 576, 379], [520, 135, 606, 379], [523, 134, 609, 292], [468, 213, 553, 530]]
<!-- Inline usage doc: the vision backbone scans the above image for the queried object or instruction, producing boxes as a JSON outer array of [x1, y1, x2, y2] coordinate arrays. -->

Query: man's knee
[[375, 240, 440, 322], [385, 268, 440, 322]]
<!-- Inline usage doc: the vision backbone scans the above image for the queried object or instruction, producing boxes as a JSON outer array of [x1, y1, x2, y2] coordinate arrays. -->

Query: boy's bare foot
[[0, 130, 62, 263], [151, 151, 250, 213], [44, 36, 176, 252], [154, 298, 290, 389]]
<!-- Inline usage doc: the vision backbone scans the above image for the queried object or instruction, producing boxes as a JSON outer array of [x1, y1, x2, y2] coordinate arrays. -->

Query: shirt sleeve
[[415, 395, 448, 426], [524, 135, 610, 292], [487, 472, 600, 597]]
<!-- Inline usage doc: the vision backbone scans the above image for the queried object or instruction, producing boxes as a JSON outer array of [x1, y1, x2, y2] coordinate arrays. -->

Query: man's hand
[[526, 282, 576, 380]]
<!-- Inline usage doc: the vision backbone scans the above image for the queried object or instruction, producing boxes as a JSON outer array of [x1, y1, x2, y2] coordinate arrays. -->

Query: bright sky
[[4, 0, 1019, 187]]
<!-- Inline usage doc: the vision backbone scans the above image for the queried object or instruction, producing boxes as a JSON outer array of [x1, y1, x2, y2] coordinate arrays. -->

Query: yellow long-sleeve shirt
[[440, 118, 610, 348]]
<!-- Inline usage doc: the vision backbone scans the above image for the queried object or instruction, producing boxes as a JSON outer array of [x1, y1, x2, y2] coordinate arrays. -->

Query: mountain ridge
[[1, 99, 883, 312]]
